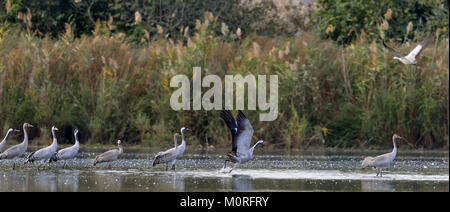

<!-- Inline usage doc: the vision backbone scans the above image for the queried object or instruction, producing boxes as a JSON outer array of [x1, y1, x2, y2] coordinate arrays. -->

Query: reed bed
[[0, 15, 448, 149]]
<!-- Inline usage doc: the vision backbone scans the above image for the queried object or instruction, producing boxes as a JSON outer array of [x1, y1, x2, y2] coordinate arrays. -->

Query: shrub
[[314, 0, 449, 44]]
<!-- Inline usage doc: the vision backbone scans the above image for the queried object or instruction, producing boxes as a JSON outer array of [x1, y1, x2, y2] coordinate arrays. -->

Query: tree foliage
[[314, 0, 449, 44], [0, 0, 280, 40]]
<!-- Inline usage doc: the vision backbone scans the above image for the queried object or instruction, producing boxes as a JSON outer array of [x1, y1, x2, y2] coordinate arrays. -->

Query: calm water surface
[[0, 148, 448, 192]]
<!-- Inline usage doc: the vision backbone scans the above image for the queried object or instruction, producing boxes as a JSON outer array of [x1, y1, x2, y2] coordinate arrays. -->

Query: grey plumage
[[0, 123, 34, 169], [152, 133, 180, 167], [0, 128, 19, 153], [49, 129, 80, 168], [383, 35, 432, 65], [362, 134, 401, 177], [221, 110, 264, 173], [25, 126, 59, 166], [153, 127, 189, 170], [93, 140, 123, 168]]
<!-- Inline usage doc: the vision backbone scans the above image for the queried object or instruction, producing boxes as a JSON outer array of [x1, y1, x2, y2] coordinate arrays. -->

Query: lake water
[[0, 148, 448, 192]]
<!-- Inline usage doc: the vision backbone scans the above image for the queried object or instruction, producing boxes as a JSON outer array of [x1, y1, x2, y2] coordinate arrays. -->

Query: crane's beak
[[14, 129, 20, 133]]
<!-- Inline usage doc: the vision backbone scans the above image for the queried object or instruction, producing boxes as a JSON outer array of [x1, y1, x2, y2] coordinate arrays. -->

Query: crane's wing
[[383, 41, 403, 57], [406, 35, 432, 59], [362, 156, 375, 168], [3, 144, 21, 155], [220, 110, 238, 153], [0, 143, 22, 159], [97, 149, 119, 162], [56, 146, 77, 159], [235, 111, 254, 157]]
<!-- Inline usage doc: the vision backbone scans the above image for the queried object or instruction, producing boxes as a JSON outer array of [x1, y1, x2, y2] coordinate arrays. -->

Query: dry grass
[[0, 15, 448, 149]]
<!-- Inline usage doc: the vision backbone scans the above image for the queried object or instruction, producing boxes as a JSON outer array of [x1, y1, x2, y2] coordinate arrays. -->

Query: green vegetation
[[0, 0, 294, 40], [315, 0, 448, 44], [0, 1, 448, 149]]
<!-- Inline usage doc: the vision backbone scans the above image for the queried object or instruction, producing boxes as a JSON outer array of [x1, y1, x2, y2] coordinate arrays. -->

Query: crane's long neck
[[173, 134, 179, 150], [118, 143, 123, 154], [179, 130, 186, 149], [392, 137, 398, 154], [51, 129, 58, 146], [74, 132, 80, 147], [22, 125, 29, 148], [1, 131, 12, 144]]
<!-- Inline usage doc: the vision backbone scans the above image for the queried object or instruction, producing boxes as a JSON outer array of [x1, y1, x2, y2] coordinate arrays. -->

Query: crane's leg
[[165, 164, 169, 171], [171, 160, 177, 170], [63, 161, 67, 169], [223, 160, 230, 169], [108, 163, 112, 169], [376, 168, 383, 177], [12, 160, 16, 170], [229, 162, 240, 173]]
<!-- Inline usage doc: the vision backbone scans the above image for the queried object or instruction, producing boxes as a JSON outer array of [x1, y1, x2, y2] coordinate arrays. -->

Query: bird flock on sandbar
[[0, 36, 432, 177]]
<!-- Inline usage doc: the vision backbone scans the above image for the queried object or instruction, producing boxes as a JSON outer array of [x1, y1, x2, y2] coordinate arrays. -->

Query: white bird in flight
[[383, 35, 432, 66]]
